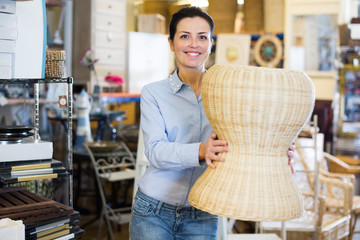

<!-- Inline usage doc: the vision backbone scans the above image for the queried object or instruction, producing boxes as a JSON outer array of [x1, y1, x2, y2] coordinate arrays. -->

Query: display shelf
[[0, 77, 74, 204], [0, 76, 82, 238]]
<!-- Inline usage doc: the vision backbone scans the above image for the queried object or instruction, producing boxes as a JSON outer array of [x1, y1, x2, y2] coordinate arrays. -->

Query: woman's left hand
[[287, 142, 296, 173], [200, 133, 228, 169]]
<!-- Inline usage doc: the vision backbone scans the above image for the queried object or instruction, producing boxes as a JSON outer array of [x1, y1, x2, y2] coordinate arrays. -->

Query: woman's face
[[169, 17, 212, 71]]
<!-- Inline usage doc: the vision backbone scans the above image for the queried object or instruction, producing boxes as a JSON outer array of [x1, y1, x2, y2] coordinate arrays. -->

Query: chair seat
[[261, 214, 349, 231], [108, 211, 132, 225], [262, 214, 350, 240], [227, 234, 281, 240], [326, 195, 360, 214], [99, 169, 136, 182]]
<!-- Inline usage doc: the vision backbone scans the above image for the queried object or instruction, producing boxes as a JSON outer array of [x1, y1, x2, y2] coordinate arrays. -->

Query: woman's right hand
[[199, 133, 228, 169]]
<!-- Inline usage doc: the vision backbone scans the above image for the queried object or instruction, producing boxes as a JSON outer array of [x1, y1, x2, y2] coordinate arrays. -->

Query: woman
[[130, 7, 295, 239]]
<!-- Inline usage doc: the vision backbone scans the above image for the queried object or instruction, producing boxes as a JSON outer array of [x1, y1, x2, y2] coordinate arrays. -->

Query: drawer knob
[[108, 5, 112, 8]]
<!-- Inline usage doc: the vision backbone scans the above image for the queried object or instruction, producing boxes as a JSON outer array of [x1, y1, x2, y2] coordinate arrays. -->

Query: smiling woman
[[168, 16, 212, 95], [129, 6, 296, 240], [129, 7, 226, 240]]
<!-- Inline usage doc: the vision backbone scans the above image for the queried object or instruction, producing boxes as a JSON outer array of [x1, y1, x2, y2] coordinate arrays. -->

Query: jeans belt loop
[[155, 201, 163, 215], [191, 207, 196, 219]]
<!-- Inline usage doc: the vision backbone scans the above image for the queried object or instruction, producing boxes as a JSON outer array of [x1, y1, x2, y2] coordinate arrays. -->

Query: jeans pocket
[[132, 197, 155, 217]]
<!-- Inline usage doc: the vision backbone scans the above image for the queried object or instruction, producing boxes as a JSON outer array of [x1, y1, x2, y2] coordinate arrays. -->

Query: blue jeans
[[129, 189, 218, 240]]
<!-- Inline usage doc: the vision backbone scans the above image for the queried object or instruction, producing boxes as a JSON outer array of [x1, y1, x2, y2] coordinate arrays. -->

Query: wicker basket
[[45, 49, 66, 79], [188, 65, 315, 221]]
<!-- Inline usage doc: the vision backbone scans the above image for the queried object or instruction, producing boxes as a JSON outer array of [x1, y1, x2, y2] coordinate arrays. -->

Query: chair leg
[[349, 212, 358, 239], [103, 211, 115, 240], [98, 210, 104, 240], [107, 222, 116, 240]]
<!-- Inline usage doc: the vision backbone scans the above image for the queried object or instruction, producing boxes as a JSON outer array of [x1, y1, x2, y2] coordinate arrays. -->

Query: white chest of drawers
[[72, 0, 126, 90]]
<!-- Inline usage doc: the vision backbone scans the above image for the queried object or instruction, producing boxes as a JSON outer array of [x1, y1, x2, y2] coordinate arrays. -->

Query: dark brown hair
[[169, 7, 214, 41]]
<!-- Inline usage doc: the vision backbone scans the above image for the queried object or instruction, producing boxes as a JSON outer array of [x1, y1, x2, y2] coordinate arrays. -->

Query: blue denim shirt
[[138, 70, 213, 206]]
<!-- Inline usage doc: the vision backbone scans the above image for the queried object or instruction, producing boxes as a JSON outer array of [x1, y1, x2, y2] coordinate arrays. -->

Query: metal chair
[[84, 141, 136, 240]]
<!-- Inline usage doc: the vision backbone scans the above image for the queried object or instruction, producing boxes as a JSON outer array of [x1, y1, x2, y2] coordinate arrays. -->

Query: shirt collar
[[169, 70, 184, 94]]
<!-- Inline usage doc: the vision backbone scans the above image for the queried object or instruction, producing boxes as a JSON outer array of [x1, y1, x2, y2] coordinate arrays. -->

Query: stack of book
[[0, 159, 68, 184], [0, 135, 69, 184], [0, 187, 84, 240]]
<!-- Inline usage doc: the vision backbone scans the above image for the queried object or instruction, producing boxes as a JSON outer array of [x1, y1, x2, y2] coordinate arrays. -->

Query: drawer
[[94, 48, 125, 65], [95, 0, 125, 15], [0, 12, 16, 27], [94, 13, 125, 32], [0, 26, 17, 40], [94, 30, 125, 49], [0, 52, 11, 66], [0, 39, 15, 53], [0, 65, 11, 78], [0, 0, 15, 14]]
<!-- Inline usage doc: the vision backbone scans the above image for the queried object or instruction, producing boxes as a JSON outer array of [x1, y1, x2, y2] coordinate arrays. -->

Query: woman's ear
[[168, 37, 174, 52]]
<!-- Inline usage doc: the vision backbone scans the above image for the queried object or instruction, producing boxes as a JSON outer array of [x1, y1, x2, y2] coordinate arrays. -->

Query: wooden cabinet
[[72, 0, 126, 91]]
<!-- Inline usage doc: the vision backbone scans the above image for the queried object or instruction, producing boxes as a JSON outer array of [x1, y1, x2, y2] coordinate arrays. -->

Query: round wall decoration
[[254, 34, 283, 67]]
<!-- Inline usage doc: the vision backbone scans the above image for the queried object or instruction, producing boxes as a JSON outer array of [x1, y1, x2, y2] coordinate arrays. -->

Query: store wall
[[73, 0, 357, 102]]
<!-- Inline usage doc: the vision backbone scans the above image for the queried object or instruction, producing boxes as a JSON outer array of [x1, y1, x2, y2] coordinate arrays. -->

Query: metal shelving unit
[[0, 77, 74, 207]]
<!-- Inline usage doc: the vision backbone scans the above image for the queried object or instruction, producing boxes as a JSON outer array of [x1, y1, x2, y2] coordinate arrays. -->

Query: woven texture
[[45, 49, 66, 78], [189, 65, 315, 221]]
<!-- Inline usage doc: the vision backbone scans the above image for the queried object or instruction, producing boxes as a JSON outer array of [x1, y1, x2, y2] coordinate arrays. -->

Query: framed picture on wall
[[215, 34, 251, 66]]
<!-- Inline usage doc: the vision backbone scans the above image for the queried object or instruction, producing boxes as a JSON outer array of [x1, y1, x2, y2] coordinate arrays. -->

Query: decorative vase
[[189, 65, 315, 221], [74, 89, 93, 150]]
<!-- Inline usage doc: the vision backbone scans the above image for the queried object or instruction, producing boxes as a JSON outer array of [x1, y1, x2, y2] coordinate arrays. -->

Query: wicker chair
[[83, 141, 136, 240], [261, 136, 353, 240], [297, 135, 360, 238], [323, 152, 360, 238], [326, 153, 360, 175], [333, 155, 360, 166], [295, 136, 354, 239]]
